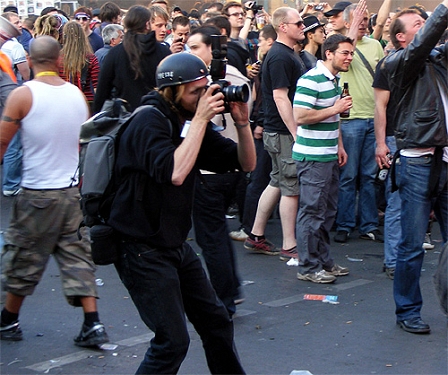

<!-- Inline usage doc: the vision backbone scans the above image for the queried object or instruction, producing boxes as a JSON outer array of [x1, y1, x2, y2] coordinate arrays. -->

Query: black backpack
[[78, 99, 171, 265], [79, 98, 133, 227]]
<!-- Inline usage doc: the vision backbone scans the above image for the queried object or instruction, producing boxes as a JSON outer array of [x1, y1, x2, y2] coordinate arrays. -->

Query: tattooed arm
[[0, 85, 32, 159]]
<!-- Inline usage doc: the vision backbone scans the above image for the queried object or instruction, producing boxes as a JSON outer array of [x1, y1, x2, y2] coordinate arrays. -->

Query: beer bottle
[[340, 82, 350, 118], [376, 153, 392, 182]]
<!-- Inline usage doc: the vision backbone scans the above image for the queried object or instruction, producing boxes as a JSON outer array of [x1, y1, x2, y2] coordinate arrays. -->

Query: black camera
[[244, 1, 263, 14], [209, 35, 249, 110]]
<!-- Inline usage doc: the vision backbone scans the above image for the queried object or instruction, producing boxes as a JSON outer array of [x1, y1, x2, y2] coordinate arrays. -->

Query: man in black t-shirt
[[373, 56, 400, 280], [244, 7, 306, 261]]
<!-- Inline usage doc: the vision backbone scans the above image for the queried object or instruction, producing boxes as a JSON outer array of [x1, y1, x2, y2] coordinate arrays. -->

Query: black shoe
[[397, 317, 431, 334], [334, 230, 349, 243], [359, 229, 384, 243], [0, 321, 23, 341], [74, 322, 109, 347]]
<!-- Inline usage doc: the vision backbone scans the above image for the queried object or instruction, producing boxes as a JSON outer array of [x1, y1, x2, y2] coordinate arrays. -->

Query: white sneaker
[[297, 270, 336, 284], [229, 228, 248, 242], [2, 188, 21, 197], [422, 233, 435, 250]]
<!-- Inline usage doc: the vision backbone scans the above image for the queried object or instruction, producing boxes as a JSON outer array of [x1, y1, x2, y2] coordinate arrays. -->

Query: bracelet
[[234, 122, 250, 129], [246, 16, 254, 20]]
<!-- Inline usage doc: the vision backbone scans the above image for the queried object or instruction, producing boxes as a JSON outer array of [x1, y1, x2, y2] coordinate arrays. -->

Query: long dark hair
[[123, 5, 151, 79]]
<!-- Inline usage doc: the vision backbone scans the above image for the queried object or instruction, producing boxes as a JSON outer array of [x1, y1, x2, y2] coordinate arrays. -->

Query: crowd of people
[[0, 0, 447, 373]]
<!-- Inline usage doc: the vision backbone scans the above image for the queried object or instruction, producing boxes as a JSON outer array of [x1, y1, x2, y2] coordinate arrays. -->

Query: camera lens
[[222, 84, 249, 103]]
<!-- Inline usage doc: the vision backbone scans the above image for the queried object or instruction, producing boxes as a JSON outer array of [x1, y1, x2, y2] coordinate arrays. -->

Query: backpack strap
[[355, 48, 375, 79]]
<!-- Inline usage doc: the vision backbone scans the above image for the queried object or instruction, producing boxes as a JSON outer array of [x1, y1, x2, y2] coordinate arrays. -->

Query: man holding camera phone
[[167, 15, 190, 53], [109, 52, 255, 374]]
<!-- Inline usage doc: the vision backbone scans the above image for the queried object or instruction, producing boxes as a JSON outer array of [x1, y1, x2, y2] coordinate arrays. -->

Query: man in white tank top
[[0, 36, 109, 347]]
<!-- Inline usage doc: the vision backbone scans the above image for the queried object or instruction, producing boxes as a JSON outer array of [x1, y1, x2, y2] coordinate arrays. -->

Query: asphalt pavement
[[1, 191, 447, 375]]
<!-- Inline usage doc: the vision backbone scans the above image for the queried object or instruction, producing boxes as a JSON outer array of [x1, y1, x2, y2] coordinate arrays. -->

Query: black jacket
[[108, 91, 241, 247], [94, 31, 170, 112], [383, 4, 448, 150], [227, 40, 250, 78]]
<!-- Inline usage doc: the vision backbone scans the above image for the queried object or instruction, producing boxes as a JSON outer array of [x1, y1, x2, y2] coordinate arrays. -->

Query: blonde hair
[[149, 5, 169, 22], [61, 21, 92, 78], [272, 7, 293, 31], [34, 14, 60, 39], [157, 85, 185, 114]]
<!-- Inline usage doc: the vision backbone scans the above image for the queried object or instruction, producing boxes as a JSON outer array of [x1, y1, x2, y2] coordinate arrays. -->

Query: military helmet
[[156, 53, 208, 89]]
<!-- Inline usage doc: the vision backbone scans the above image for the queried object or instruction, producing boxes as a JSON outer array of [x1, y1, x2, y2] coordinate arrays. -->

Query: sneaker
[[422, 233, 435, 250], [74, 322, 109, 347], [0, 321, 23, 341], [234, 297, 245, 305], [334, 230, 349, 243], [279, 246, 298, 261], [325, 264, 349, 276], [359, 229, 384, 243], [244, 237, 280, 255], [229, 228, 249, 242], [297, 270, 336, 284], [2, 188, 21, 197], [385, 267, 395, 280]]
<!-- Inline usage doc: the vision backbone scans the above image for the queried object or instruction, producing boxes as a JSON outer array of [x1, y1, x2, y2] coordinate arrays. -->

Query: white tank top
[[21, 80, 88, 189]]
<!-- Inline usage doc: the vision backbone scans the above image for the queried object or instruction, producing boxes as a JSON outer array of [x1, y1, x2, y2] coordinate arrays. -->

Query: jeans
[[193, 173, 243, 316], [384, 137, 401, 269], [242, 137, 271, 234], [115, 241, 245, 375], [2, 131, 22, 192], [394, 155, 448, 321], [296, 160, 339, 274], [336, 118, 378, 234]]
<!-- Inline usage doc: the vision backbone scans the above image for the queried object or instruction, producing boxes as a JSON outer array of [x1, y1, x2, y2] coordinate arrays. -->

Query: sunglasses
[[284, 20, 304, 27], [75, 16, 90, 22]]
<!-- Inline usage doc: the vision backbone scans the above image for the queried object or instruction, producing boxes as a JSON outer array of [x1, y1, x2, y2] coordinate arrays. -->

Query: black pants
[[193, 173, 244, 316], [115, 241, 245, 375]]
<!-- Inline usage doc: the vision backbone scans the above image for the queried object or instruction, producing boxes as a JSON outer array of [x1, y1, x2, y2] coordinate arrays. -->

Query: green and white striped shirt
[[293, 60, 341, 162]]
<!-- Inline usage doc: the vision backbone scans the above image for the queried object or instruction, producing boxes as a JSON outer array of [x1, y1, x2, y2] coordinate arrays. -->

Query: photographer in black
[[109, 53, 255, 374], [188, 28, 251, 316]]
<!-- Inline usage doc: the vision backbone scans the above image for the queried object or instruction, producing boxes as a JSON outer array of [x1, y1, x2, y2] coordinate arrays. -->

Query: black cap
[[3, 5, 18, 14], [323, 1, 352, 17], [303, 15, 325, 33], [92, 8, 101, 17], [41, 6, 58, 16], [173, 6, 182, 12], [408, 5, 428, 20]]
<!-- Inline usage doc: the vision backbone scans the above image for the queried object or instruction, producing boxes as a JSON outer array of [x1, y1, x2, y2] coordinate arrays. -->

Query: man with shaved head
[[0, 36, 109, 347]]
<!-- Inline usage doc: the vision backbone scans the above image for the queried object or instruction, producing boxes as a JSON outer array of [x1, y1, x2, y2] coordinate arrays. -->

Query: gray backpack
[[0, 70, 17, 116]]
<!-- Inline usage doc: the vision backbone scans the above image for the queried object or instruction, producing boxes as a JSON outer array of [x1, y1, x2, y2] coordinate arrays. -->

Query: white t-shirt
[[20, 80, 89, 189], [1, 38, 26, 80]]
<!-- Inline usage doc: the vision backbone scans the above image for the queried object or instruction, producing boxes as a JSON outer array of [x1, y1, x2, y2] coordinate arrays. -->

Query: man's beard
[[176, 104, 196, 120]]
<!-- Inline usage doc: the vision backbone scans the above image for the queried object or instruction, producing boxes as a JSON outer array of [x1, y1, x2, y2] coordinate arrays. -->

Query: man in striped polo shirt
[[293, 34, 354, 283]]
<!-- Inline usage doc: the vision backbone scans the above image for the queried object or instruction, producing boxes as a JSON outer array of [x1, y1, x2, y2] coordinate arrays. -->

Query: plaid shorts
[[1, 187, 98, 306]]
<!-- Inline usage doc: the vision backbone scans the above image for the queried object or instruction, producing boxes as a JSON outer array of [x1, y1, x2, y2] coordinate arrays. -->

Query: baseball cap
[[324, 1, 352, 17], [303, 15, 326, 33]]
